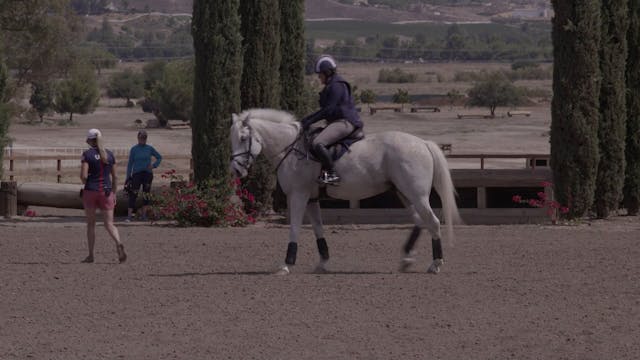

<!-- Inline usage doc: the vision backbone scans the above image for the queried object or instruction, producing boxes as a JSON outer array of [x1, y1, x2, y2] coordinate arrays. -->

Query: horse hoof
[[399, 257, 415, 272], [275, 266, 290, 276], [427, 259, 444, 274]]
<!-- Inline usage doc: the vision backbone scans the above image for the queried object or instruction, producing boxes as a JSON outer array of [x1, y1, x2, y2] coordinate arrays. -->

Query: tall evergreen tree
[[191, 0, 242, 183], [595, 0, 629, 218], [624, 0, 640, 215], [279, 0, 305, 117], [0, 58, 9, 178], [239, 0, 281, 213], [550, 1, 601, 218]]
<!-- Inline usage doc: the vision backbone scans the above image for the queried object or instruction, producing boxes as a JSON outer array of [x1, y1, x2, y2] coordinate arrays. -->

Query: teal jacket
[[126, 144, 162, 178]]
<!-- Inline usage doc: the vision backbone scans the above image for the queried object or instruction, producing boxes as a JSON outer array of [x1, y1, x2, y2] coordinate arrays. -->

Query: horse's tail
[[424, 140, 463, 244]]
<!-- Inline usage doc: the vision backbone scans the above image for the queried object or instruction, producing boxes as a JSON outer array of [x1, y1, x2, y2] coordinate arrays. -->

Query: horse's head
[[229, 112, 263, 178]]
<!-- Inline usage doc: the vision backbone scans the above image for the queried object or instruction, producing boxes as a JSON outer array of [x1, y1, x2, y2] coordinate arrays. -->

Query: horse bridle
[[230, 117, 304, 174], [230, 124, 257, 173]]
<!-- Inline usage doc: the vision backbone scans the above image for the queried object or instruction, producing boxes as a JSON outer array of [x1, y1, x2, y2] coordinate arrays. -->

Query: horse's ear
[[232, 113, 239, 123]]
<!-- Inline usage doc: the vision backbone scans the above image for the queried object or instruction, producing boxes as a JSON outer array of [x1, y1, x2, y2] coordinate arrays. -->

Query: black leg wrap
[[432, 238, 443, 260], [403, 226, 421, 254], [316, 238, 330, 261], [285, 242, 298, 265]]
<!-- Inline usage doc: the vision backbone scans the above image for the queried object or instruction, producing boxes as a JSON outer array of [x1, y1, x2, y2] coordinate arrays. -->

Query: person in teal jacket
[[125, 130, 162, 221]]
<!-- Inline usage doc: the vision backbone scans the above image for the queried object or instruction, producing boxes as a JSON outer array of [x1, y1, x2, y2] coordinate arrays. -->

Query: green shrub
[[378, 68, 416, 83]]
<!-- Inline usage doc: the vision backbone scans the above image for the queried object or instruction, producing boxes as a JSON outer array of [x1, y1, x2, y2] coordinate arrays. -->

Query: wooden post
[[477, 187, 487, 209], [57, 159, 62, 183], [0, 181, 18, 218]]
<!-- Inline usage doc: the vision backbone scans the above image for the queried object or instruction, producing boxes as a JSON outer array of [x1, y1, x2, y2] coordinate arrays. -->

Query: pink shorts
[[82, 190, 116, 210]]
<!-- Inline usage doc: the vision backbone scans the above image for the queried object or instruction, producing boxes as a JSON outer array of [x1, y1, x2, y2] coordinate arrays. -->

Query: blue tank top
[[81, 147, 116, 191]]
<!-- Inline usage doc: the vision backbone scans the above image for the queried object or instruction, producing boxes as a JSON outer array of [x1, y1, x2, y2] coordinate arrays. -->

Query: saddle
[[307, 126, 365, 162]]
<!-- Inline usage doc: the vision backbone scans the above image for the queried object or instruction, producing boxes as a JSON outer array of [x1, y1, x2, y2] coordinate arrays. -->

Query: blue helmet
[[314, 55, 337, 75]]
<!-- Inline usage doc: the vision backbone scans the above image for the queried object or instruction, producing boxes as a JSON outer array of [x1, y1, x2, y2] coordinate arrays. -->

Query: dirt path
[[1, 217, 638, 359]]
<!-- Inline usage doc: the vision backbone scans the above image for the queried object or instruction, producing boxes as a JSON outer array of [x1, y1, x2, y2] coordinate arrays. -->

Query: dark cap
[[137, 130, 148, 138]]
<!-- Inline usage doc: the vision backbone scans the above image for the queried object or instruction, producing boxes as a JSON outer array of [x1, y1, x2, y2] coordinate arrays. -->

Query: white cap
[[87, 128, 101, 139]]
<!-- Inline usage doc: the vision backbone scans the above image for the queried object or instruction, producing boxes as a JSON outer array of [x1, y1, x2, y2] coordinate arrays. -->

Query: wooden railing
[[2, 153, 550, 182], [3, 154, 193, 183]]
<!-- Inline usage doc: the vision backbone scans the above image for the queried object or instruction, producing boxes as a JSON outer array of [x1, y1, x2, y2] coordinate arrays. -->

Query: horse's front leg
[[276, 190, 310, 275], [306, 199, 329, 273]]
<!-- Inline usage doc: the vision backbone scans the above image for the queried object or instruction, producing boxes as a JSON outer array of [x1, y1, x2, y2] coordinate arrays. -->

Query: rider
[[301, 55, 363, 185]]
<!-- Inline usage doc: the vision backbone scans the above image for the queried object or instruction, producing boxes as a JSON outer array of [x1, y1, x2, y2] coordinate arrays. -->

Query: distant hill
[[115, 0, 550, 23]]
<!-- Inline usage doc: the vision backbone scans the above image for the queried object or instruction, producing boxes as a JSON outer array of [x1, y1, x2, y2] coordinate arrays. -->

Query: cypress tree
[[624, 0, 640, 215], [0, 59, 9, 179], [191, 0, 242, 183], [279, 0, 306, 117], [550, 1, 601, 218], [594, 0, 628, 218], [239, 0, 281, 213]]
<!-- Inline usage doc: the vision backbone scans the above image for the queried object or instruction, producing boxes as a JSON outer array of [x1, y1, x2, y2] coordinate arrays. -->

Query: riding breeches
[[312, 119, 356, 147]]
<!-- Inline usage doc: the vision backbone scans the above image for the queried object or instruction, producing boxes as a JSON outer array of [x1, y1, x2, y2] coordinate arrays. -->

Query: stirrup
[[317, 171, 340, 185]]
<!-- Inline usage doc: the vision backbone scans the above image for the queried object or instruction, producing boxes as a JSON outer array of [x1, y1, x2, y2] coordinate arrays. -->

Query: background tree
[[625, 0, 640, 215], [0, 0, 81, 87], [240, 0, 281, 213], [191, 0, 242, 183], [279, 0, 305, 118], [360, 89, 377, 111], [551, 0, 601, 219], [466, 72, 522, 117], [54, 62, 99, 123], [594, 1, 629, 218], [147, 60, 194, 126], [446, 89, 464, 110], [107, 69, 145, 107], [392, 88, 410, 111], [29, 81, 56, 122], [0, 59, 9, 178]]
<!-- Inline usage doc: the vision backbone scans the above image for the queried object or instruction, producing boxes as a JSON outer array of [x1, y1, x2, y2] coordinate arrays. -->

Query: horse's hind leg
[[306, 199, 330, 273]]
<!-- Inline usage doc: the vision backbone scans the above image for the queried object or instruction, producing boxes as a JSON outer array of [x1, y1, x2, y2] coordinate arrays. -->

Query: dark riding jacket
[[301, 75, 363, 129]]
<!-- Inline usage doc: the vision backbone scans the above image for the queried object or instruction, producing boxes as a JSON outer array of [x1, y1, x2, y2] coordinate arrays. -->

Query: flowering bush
[[512, 181, 569, 224], [151, 170, 256, 227]]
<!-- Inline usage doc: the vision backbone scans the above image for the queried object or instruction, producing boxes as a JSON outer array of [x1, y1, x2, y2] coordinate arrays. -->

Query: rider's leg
[[312, 120, 356, 183]]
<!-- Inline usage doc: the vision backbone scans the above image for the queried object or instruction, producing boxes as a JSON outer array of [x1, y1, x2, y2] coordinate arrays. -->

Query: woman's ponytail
[[96, 132, 109, 164]]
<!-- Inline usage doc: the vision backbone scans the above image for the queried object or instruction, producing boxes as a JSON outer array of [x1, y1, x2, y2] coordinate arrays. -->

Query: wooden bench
[[370, 106, 402, 115], [457, 114, 494, 119], [507, 110, 531, 117], [410, 106, 441, 113], [167, 120, 191, 130]]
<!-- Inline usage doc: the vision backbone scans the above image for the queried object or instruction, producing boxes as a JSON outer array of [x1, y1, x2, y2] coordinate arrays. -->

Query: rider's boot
[[313, 143, 340, 185]]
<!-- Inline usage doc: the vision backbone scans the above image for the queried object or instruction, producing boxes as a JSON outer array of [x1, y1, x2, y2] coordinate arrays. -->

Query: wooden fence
[[2, 153, 553, 224]]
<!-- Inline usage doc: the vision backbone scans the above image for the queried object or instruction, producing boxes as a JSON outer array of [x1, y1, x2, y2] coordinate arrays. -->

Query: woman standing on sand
[[80, 128, 126, 263]]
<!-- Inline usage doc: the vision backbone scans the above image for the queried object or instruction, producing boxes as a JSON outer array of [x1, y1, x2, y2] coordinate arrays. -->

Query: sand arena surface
[[1, 217, 639, 359]]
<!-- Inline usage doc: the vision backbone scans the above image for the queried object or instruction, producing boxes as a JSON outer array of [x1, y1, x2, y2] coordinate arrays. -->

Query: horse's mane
[[239, 108, 298, 124]]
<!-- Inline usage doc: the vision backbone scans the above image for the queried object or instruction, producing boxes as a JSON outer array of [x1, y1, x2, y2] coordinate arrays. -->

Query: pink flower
[[528, 199, 542, 208], [541, 181, 553, 188], [512, 195, 522, 203], [560, 207, 570, 214], [537, 192, 546, 200]]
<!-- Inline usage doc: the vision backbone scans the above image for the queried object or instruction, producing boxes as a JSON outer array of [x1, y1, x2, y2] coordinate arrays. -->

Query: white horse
[[229, 109, 461, 275]]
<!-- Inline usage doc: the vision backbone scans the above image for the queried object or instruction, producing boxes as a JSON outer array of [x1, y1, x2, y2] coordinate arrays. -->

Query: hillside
[[116, 0, 551, 23]]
